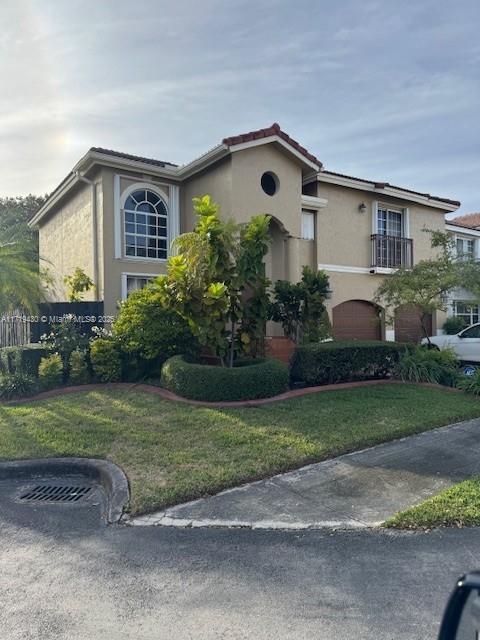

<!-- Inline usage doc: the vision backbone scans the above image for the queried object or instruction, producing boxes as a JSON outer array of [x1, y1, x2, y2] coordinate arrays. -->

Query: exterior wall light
[[358, 202, 367, 214]]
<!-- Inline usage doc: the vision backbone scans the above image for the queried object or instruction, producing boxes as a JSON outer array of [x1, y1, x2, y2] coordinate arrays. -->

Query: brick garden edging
[[0, 378, 461, 409]]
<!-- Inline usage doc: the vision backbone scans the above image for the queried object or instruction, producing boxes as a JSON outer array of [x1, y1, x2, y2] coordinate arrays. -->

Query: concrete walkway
[[131, 417, 480, 529]]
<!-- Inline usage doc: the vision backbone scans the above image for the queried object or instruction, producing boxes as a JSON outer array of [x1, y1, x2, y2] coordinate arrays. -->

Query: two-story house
[[445, 213, 480, 328], [29, 123, 460, 342]]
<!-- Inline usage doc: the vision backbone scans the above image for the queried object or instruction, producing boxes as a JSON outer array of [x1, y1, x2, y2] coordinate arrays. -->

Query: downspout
[[74, 171, 99, 301]]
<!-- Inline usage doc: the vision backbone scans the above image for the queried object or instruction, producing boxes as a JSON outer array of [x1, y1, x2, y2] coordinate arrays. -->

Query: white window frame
[[114, 177, 180, 260], [372, 201, 410, 238], [301, 209, 315, 240], [120, 272, 158, 300], [455, 235, 476, 261], [452, 300, 480, 326]]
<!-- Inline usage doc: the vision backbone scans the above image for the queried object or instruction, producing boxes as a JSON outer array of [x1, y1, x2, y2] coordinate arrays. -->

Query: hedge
[[0, 344, 49, 376], [290, 340, 406, 386], [161, 356, 289, 402]]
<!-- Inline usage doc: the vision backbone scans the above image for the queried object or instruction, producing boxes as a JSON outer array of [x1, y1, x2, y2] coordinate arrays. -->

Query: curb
[[0, 458, 130, 523], [0, 378, 452, 409]]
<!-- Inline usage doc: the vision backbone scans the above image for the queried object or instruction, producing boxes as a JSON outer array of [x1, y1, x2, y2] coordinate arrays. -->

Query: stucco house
[[445, 213, 480, 326], [29, 123, 460, 342]]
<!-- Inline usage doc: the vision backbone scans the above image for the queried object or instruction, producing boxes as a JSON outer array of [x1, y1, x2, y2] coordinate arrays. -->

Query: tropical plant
[[270, 266, 331, 343], [0, 231, 45, 314], [457, 369, 480, 395], [393, 346, 458, 385], [0, 194, 47, 254], [375, 230, 480, 343], [0, 372, 38, 400], [157, 195, 271, 366], [64, 267, 94, 302]]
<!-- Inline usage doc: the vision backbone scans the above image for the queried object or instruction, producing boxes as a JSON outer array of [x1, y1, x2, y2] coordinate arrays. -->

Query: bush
[[457, 369, 480, 395], [68, 349, 90, 385], [113, 285, 198, 377], [38, 353, 64, 390], [394, 346, 459, 386], [40, 316, 88, 371], [290, 340, 405, 386], [161, 356, 289, 401], [90, 338, 122, 382], [0, 344, 48, 376], [0, 372, 38, 400], [443, 316, 468, 335]]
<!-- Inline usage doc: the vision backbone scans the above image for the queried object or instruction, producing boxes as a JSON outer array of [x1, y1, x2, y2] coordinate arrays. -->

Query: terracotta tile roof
[[90, 147, 178, 168], [222, 123, 322, 167], [321, 170, 460, 207], [448, 212, 480, 229]]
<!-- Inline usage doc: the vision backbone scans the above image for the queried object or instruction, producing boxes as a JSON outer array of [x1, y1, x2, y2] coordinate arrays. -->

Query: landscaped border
[[0, 378, 461, 408]]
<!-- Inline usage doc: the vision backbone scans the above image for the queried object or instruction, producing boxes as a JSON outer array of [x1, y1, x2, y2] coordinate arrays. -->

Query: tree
[[64, 267, 94, 302], [0, 231, 46, 315], [157, 195, 271, 366], [374, 230, 480, 343], [270, 266, 331, 343], [0, 194, 47, 255]]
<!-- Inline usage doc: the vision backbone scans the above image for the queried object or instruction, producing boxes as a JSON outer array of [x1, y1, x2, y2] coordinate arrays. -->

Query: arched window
[[123, 188, 168, 259]]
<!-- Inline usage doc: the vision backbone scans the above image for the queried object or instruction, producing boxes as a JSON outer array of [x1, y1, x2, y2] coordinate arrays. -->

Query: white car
[[422, 322, 480, 362]]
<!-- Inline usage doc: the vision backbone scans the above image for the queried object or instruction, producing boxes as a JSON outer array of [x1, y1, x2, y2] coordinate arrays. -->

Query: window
[[123, 189, 168, 260], [261, 172, 279, 196], [460, 324, 480, 339], [301, 210, 315, 240], [456, 237, 475, 261], [453, 301, 480, 326], [377, 207, 404, 237], [125, 275, 155, 298]]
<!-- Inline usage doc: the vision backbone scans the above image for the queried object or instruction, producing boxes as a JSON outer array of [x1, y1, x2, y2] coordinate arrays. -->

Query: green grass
[[0, 384, 479, 515], [385, 477, 480, 529]]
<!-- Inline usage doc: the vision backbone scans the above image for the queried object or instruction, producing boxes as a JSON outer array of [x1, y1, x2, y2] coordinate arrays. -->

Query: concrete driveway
[[0, 475, 479, 640], [133, 417, 480, 529]]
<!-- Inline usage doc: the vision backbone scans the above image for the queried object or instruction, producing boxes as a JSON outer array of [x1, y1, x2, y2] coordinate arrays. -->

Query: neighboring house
[[29, 123, 460, 342], [445, 213, 480, 329]]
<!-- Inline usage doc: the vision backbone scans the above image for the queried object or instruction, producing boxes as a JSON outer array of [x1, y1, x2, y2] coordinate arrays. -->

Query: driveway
[[0, 479, 478, 640], [133, 417, 480, 529]]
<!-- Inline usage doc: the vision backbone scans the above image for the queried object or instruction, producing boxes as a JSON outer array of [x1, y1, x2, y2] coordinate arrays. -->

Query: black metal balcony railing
[[371, 234, 413, 269]]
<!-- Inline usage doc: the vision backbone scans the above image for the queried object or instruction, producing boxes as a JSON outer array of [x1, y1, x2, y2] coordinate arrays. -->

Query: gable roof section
[[90, 147, 178, 168], [222, 122, 322, 169], [315, 169, 460, 210], [448, 212, 480, 229]]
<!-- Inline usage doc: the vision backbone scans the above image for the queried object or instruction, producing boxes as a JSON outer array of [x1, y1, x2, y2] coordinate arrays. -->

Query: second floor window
[[377, 207, 404, 237], [456, 237, 475, 261], [124, 189, 168, 260]]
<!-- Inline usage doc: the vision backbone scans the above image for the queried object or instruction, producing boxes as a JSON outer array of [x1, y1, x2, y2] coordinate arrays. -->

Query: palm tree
[[0, 231, 44, 315]]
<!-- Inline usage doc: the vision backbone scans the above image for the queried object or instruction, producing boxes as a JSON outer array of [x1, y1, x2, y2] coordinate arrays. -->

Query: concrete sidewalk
[[131, 417, 480, 529]]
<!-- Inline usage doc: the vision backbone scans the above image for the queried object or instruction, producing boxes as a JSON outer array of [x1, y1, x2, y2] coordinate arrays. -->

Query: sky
[[1, 0, 479, 217]]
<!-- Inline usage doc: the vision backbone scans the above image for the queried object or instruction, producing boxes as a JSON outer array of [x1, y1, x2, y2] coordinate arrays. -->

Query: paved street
[[0, 477, 478, 640]]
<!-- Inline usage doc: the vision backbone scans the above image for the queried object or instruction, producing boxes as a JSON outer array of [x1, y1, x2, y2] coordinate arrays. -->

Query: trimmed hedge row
[[0, 344, 49, 377], [290, 340, 406, 386], [161, 355, 289, 402]]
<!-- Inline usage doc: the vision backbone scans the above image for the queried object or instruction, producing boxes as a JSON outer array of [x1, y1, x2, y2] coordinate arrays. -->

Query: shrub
[[457, 369, 480, 395], [90, 338, 122, 382], [41, 315, 89, 371], [443, 316, 468, 335], [290, 341, 406, 386], [68, 349, 90, 385], [161, 355, 289, 401], [0, 372, 38, 400], [38, 353, 64, 390], [394, 346, 459, 386], [0, 344, 48, 376], [113, 285, 198, 377]]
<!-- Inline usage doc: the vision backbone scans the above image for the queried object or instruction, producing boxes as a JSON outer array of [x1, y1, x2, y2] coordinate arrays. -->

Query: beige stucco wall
[[99, 167, 178, 317], [39, 178, 101, 303]]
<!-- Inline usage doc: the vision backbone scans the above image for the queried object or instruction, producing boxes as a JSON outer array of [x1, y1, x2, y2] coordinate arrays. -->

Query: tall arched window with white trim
[[123, 189, 168, 259]]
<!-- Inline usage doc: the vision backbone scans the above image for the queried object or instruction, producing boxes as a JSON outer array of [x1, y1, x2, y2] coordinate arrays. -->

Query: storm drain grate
[[19, 485, 92, 503]]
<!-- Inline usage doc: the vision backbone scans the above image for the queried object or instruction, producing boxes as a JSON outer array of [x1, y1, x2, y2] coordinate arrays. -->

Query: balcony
[[371, 234, 413, 270]]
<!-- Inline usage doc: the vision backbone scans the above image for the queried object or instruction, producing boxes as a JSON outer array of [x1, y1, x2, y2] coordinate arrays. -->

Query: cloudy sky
[[1, 0, 479, 215]]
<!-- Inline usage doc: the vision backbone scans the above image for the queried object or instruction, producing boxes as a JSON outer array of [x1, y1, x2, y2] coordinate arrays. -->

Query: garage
[[394, 304, 432, 344], [332, 300, 382, 341]]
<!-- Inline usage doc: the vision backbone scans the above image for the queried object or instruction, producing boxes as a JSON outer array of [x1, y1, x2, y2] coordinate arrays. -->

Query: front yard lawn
[[385, 477, 480, 529], [0, 383, 479, 515]]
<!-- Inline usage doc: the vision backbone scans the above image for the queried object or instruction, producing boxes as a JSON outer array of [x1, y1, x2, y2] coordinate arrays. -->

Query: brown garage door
[[332, 300, 382, 341], [394, 304, 432, 344]]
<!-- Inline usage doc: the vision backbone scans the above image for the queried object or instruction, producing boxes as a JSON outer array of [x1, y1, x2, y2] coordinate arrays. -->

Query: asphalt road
[[0, 478, 477, 640]]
